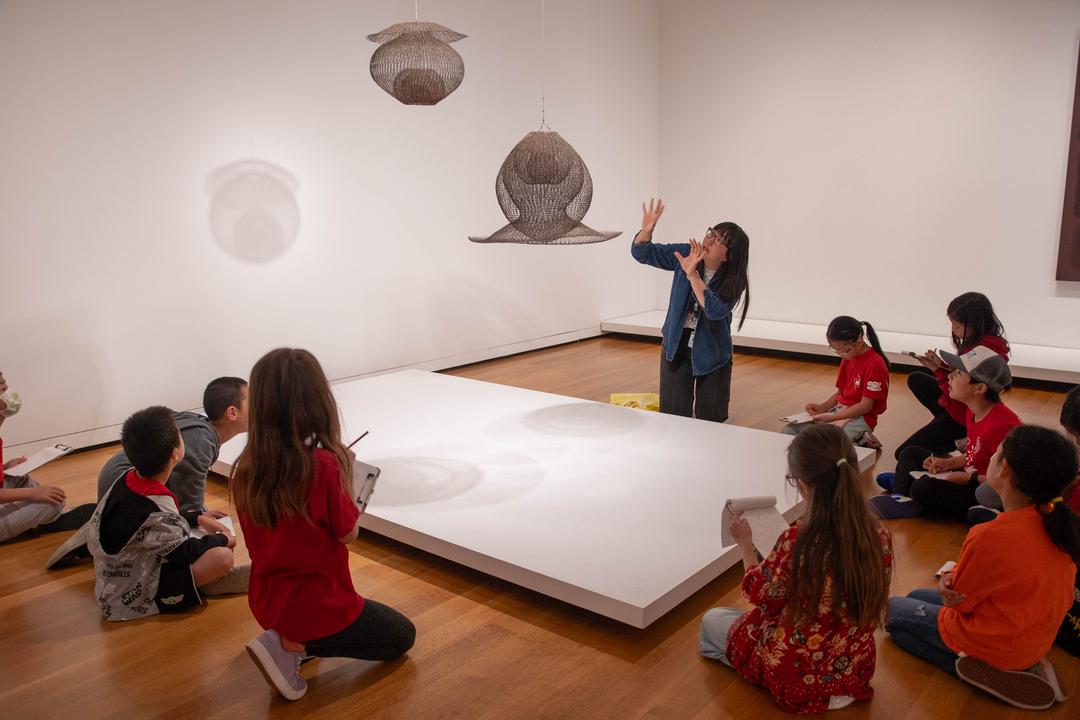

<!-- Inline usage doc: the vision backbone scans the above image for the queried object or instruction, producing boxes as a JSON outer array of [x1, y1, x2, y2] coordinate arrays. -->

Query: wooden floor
[[2, 336, 1076, 719]]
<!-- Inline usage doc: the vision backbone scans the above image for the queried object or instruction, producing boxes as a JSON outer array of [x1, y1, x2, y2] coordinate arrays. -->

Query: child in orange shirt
[[885, 425, 1079, 710]]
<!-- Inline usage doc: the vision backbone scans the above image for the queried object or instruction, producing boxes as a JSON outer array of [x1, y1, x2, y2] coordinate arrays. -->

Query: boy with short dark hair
[[48, 376, 247, 568], [88, 406, 243, 621], [95, 376, 249, 516]]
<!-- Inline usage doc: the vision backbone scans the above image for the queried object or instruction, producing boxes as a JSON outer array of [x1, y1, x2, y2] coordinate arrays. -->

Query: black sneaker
[[38, 503, 95, 534], [44, 521, 92, 570], [966, 505, 1001, 526]]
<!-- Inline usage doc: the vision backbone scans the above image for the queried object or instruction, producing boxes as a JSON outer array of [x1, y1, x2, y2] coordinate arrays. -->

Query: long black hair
[[1001, 425, 1080, 564], [702, 221, 750, 330], [826, 316, 890, 370], [947, 292, 1006, 351]]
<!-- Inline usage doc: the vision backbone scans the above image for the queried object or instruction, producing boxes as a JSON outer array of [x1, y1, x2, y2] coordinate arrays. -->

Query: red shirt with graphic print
[[835, 350, 889, 429], [963, 403, 1020, 476]]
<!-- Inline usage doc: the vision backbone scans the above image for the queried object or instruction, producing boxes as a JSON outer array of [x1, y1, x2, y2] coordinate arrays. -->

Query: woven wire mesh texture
[[367, 21, 466, 106], [470, 131, 622, 245]]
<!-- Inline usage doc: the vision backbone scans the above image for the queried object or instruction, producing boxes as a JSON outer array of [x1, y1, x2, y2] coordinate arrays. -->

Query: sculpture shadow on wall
[[207, 160, 300, 263]]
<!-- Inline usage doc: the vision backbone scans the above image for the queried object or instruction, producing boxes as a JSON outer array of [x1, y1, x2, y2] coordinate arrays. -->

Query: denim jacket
[[631, 235, 735, 376]]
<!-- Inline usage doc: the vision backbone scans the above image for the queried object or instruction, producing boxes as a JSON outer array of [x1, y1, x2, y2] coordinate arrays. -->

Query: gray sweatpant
[[0, 474, 64, 542]]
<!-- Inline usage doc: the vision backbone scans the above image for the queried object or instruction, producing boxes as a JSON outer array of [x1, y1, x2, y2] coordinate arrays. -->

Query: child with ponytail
[[232, 348, 415, 701], [886, 425, 1079, 710], [784, 316, 890, 449], [700, 425, 893, 714]]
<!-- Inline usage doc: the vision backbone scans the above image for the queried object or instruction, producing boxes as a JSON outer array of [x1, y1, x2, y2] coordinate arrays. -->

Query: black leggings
[[895, 370, 966, 459], [305, 599, 416, 661], [659, 329, 733, 423], [894, 445, 977, 521]]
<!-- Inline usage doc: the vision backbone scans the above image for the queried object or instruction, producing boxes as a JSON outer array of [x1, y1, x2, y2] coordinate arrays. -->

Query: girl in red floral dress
[[700, 424, 893, 714]]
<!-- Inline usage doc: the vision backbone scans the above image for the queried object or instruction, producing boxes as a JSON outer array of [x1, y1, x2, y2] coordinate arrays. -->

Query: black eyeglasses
[[704, 228, 728, 244]]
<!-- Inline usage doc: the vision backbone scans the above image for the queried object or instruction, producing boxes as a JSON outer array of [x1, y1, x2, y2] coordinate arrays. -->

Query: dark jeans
[[895, 371, 966, 459], [305, 599, 416, 661], [886, 589, 959, 676], [659, 329, 732, 423], [894, 445, 977, 520]]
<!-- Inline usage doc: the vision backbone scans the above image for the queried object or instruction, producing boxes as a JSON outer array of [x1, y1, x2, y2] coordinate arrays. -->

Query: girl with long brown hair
[[700, 424, 893, 714], [233, 348, 414, 702]]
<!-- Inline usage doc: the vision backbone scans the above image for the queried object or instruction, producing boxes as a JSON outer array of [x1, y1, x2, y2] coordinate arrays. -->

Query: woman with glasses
[[630, 198, 750, 422]]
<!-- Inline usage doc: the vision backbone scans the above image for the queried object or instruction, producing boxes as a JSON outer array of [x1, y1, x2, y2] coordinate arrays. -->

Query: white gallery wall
[[0, 0, 660, 449], [656, 0, 1080, 348]]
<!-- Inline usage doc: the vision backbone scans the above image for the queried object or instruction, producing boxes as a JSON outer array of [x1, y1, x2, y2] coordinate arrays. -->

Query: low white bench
[[601, 311, 1080, 385]]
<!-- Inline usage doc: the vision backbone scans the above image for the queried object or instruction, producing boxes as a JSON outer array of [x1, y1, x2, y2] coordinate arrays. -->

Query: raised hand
[[640, 198, 665, 233], [674, 238, 705, 276]]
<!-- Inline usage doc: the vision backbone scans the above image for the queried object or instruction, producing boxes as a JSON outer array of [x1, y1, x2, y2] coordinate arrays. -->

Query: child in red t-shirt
[[783, 316, 889, 449], [874, 346, 1020, 520], [895, 292, 1009, 459], [233, 348, 415, 702]]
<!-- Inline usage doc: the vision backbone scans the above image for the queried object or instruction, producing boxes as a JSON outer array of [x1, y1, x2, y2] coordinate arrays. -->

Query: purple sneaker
[[246, 629, 307, 701]]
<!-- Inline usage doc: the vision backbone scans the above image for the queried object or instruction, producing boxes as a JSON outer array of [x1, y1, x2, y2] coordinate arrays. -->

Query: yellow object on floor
[[610, 393, 660, 411]]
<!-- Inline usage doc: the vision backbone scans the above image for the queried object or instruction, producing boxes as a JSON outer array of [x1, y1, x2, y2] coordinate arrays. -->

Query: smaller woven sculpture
[[367, 21, 466, 106], [470, 130, 621, 245]]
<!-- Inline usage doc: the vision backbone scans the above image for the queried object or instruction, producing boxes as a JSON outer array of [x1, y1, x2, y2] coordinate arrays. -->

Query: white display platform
[[602, 311, 1080, 384], [215, 370, 873, 628]]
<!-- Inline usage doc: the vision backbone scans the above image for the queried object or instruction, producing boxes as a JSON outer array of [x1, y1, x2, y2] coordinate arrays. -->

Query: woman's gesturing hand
[[640, 198, 665, 233], [675, 238, 706, 276]]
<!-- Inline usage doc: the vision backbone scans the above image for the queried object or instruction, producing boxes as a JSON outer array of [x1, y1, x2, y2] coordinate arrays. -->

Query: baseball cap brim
[[938, 350, 966, 373]]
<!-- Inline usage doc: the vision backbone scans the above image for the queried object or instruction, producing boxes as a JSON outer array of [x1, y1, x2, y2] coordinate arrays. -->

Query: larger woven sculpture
[[367, 22, 466, 106], [470, 130, 621, 245]]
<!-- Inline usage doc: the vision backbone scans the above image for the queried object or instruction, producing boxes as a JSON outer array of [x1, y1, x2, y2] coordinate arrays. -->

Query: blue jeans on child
[[885, 589, 959, 675], [700, 607, 742, 667]]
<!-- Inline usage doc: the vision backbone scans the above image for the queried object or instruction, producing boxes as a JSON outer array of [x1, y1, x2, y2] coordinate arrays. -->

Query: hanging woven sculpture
[[470, 130, 621, 245], [367, 21, 466, 106]]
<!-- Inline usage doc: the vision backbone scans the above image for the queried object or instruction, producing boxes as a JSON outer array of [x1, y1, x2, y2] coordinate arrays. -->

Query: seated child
[[234, 348, 414, 702], [49, 376, 248, 568], [1, 370, 94, 542], [95, 376, 248, 516], [873, 347, 1019, 520], [885, 425, 1078, 710], [700, 424, 892, 714], [783, 316, 889, 449], [88, 406, 244, 621]]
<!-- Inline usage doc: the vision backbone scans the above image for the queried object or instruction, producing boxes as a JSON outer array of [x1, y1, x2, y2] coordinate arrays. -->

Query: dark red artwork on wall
[[1058, 45, 1080, 281]]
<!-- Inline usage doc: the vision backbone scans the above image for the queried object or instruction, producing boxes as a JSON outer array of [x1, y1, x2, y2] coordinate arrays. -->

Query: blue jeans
[[700, 607, 742, 667], [885, 589, 959, 675]]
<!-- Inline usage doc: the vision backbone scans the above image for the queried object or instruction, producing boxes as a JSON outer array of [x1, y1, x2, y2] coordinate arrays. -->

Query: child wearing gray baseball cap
[[873, 347, 1021, 520]]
